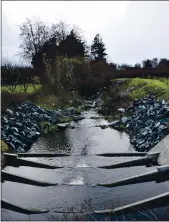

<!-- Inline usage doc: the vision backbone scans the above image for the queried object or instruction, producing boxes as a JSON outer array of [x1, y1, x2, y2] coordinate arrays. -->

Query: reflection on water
[[30, 109, 133, 156], [31, 130, 72, 154]]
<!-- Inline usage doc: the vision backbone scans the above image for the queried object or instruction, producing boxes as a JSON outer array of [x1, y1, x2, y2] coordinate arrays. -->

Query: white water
[[69, 176, 85, 185]]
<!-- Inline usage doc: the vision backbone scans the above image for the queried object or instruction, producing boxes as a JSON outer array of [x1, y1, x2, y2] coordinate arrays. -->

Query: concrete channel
[[1, 135, 169, 217], [94, 135, 169, 216], [150, 134, 169, 166]]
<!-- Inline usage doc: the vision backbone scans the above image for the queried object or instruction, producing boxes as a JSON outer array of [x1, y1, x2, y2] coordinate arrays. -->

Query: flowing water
[[2, 109, 169, 220]]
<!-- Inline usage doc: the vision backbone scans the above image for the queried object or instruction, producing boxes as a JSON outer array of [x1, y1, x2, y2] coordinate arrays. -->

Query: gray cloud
[[2, 1, 169, 65], [2, 10, 21, 63], [104, 1, 169, 64]]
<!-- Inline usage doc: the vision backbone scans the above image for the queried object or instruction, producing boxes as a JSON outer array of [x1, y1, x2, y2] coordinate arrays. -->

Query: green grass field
[[1, 84, 77, 110], [1, 84, 41, 94]]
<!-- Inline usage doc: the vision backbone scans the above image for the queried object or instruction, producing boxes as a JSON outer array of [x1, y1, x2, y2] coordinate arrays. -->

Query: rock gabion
[[1, 101, 81, 152], [109, 95, 169, 151]]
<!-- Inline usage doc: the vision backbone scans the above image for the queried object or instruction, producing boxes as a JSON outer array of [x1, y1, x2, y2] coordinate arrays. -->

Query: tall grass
[[128, 78, 169, 100]]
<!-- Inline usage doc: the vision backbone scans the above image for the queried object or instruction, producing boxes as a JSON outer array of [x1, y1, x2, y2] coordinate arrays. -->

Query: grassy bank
[[100, 77, 169, 118], [1, 84, 83, 113], [1, 84, 83, 153], [114, 77, 169, 100]]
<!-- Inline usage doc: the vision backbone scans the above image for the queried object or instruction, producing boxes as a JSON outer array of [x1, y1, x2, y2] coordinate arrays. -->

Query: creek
[[2, 108, 169, 220]]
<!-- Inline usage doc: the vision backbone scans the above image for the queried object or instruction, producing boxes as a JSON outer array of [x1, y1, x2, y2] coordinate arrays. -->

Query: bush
[[1, 62, 34, 86], [1, 84, 41, 94]]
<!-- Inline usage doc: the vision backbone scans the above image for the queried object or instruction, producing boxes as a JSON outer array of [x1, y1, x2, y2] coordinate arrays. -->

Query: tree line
[[18, 18, 169, 69], [19, 19, 107, 62], [2, 18, 169, 94]]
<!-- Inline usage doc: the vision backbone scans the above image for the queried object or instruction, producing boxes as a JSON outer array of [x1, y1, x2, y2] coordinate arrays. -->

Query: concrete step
[[3, 153, 62, 169], [1, 170, 57, 187], [94, 192, 169, 215], [98, 165, 169, 187], [99, 153, 160, 169], [2, 198, 49, 214], [17, 153, 71, 157], [96, 152, 147, 157]]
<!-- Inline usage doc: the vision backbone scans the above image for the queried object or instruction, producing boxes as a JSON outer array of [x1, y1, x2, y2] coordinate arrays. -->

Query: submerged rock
[[90, 116, 100, 119], [109, 120, 120, 128], [118, 108, 125, 113], [73, 116, 85, 121], [100, 125, 109, 129], [95, 124, 109, 129], [57, 123, 70, 128]]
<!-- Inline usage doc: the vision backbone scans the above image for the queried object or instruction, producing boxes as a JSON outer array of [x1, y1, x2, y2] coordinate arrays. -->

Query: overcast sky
[[2, 1, 169, 65]]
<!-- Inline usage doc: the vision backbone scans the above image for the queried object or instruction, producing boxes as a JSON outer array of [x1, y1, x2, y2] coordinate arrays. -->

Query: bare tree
[[19, 71, 30, 93], [50, 21, 70, 44], [19, 18, 49, 60], [1, 58, 19, 92]]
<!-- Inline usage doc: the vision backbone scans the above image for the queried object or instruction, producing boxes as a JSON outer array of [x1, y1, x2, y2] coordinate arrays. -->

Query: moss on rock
[[1, 140, 9, 152]]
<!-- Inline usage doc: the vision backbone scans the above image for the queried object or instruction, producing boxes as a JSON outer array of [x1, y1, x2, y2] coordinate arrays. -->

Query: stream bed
[[2, 109, 169, 220]]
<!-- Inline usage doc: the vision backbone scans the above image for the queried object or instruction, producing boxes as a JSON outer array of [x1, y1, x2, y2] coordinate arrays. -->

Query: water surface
[[2, 109, 169, 220]]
